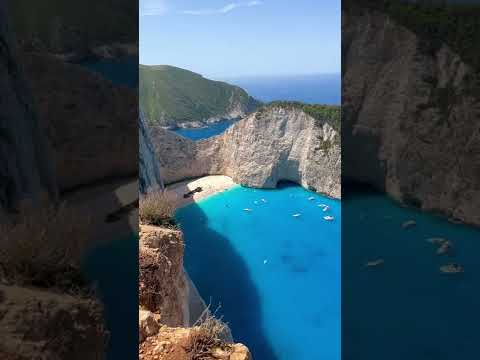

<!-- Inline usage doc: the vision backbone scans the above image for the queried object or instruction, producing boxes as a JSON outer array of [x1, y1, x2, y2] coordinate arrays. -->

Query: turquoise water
[[176, 183, 341, 360], [174, 118, 239, 140], [82, 235, 139, 360], [343, 189, 480, 360]]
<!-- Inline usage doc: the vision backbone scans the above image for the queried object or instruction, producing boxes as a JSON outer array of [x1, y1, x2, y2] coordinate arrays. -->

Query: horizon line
[[139, 64, 340, 79]]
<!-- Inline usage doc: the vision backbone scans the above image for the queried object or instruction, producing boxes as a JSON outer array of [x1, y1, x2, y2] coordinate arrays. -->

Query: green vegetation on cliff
[[140, 65, 260, 127], [347, 0, 480, 70], [9, 0, 137, 53], [258, 101, 341, 132]]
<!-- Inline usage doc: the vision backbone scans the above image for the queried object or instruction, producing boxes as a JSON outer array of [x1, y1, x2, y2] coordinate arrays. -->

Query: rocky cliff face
[[139, 225, 251, 360], [21, 53, 137, 192], [0, 3, 58, 215], [343, 6, 480, 225], [140, 111, 164, 194], [150, 106, 341, 198], [139, 225, 189, 327]]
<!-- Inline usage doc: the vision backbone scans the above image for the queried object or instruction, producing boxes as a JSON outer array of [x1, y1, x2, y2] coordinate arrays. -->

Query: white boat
[[263, 259, 268, 264], [324, 215, 334, 221], [261, 198, 267, 203], [244, 208, 253, 212], [308, 196, 315, 201], [322, 206, 330, 212], [318, 204, 327, 208], [402, 220, 416, 229], [254, 200, 259, 205], [292, 213, 302, 217]]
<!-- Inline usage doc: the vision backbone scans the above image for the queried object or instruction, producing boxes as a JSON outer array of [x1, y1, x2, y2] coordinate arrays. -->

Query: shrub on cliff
[[0, 204, 91, 294], [189, 309, 232, 360], [139, 191, 176, 227], [258, 101, 341, 132]]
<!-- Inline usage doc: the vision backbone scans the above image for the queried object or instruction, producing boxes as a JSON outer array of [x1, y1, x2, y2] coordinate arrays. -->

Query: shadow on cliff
[[176, 202, 278, 360]]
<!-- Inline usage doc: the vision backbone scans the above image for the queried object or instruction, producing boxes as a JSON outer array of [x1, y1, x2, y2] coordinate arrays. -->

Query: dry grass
[[139, 191, 176, 227], [188, 307, 231, 360], [0, 203, 92, 293]]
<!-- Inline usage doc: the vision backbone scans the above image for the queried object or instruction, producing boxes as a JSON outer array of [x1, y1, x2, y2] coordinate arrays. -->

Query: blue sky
[[140, 0, 340, 78]]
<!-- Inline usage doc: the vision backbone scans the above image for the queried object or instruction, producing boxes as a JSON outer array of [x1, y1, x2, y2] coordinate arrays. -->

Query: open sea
[[225, 73, 341, 105], [176, 183, 341, 360]]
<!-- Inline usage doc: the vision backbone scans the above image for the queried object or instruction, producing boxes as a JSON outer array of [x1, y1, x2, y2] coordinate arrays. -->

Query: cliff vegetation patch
[[258, 101, 341, 132], [349, 0, 480, 70], [9, 0, 137, 54], [139, 191, 177, 228]]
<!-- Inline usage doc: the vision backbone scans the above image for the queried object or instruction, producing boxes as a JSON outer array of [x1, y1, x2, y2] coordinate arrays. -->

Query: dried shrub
[[139, 191, 176, 227], [0, 203, 92, 293], [188, 307, 231, 360]]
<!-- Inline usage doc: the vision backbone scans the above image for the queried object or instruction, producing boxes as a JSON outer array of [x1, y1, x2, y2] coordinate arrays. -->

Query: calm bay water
[[176, 183, 341, 360], [343, 190, 480, 360], [174, 118, 239, 140]]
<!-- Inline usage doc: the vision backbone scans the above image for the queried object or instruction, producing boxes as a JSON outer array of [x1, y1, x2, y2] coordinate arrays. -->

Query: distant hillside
[[139, 65, 260, 128]]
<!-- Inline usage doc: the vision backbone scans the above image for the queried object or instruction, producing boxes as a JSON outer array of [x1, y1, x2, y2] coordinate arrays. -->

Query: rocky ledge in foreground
[[0, 285, 107, 359], [139, 225, 251, 360], [150, 103, 341, 199]]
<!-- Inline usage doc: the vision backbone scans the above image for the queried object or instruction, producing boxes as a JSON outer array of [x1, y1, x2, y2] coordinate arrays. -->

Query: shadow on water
[[176, 201, 278, 360], [82, 233, 139, 360]]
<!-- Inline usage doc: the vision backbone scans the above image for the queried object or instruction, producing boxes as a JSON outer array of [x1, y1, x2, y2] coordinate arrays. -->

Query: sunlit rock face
[[150, 106, 341, 199], [343, 5, 480, 225]]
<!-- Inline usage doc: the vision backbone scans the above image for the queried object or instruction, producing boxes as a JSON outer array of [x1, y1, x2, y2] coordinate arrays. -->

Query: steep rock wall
[[139, 225, 189, 327], [0, 3, 58, 214], [21, 53, 137, 192], [150, 107, 341, 198], [140, 111, 164, 194], [343, 6, 480, 225]]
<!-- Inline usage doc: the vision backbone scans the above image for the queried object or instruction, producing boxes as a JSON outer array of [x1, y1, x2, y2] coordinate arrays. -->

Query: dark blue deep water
[[79, 56, 138, 88], [343, 190, 480, 360], [225, 74, 341, 105], [174, 118, 239, 140], [176, 184, 341, 360], [82, 235, 139, 360]]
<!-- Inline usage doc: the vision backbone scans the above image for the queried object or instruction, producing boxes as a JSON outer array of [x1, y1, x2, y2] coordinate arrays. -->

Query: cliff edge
[[150, 105, 341, 199]]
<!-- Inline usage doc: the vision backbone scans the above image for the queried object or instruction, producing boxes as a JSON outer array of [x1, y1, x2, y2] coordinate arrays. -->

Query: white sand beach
[[165, 175, 236, 208]]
